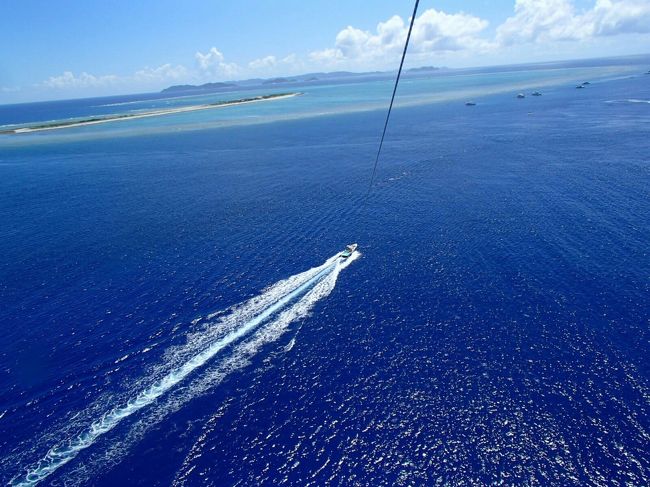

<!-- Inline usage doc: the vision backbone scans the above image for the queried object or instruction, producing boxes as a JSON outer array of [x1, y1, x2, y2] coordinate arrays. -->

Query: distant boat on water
[[465, 101, 476, 106], [576, 84, 585, 89], [532, 91, 542, 96], [517, 93, 525, 98]]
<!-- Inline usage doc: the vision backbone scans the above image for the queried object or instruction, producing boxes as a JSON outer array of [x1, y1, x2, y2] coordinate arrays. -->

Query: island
[[262, 77, 297, 85], [1, 93, 301, 134], [407, 66, 442, 72], [161, 82, 238, 94]]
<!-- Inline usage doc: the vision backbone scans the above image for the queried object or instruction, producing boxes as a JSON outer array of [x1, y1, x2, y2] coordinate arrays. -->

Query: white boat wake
[[11, 251, 359, 486]]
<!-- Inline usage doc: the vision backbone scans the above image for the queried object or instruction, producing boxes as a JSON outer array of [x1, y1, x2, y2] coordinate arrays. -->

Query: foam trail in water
[[83, 251, 362, 487], [172, 250, 359, 487], [13, 252, 355, 486]]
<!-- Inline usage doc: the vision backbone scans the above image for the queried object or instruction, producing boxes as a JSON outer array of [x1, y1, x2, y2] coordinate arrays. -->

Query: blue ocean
[[1, 57, 648, 486]]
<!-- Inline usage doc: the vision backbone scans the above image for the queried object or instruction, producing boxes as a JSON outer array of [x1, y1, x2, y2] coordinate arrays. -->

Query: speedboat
[[532, 91, 542, 96], [465, 101, 476, 106], [517, 93, 525, 98], [340, 243, 358, 259]]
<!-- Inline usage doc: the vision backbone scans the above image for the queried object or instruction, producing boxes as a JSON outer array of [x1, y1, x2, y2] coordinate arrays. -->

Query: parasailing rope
[[364, 0, 421, 199]]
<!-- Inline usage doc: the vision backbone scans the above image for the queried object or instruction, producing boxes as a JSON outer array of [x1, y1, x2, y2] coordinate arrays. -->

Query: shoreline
[[2, 93, 301, 134]]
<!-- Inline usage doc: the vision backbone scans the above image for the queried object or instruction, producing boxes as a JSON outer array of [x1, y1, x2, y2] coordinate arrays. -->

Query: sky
[[1, 0, 649, 103]]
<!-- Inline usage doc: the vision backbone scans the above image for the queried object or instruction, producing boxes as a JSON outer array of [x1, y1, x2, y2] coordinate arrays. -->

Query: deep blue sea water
[[1, 60, 649, 486]]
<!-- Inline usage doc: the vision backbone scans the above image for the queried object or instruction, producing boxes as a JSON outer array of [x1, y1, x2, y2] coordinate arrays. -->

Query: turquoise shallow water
[[1, 58, 649, 485], [0, 62, 641, 144]]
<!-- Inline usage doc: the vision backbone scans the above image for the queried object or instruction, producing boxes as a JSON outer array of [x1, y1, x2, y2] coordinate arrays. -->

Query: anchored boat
[[340, 243, 358, 259]]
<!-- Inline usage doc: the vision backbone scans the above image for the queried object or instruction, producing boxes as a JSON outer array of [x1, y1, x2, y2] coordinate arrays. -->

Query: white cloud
[[195, 47, 239, 78], [309, 8, 492, 67], [308, 48, 344, 65], [39, 48, 239, 94], [249, 55, 278, 70], [590, 0, 650, 36], [248, 53, 302, 74], [30, 1, 650, 99], [412, 9, 492, 52], [133, 63, 188, 82], [497, 0, 650, 45], [281, 53, 298, 65], [307, 1, 650, 70], [43, 71, 119, 89], [40, 63, 190, 91]]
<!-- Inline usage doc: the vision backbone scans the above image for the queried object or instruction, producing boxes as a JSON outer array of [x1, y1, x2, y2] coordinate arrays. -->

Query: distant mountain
[[161, 82, 237, 94], [407, 66, 442, 72], [160, 69, 417, 95], [159, 57, 648, 96], [262, 77, 297, 85]]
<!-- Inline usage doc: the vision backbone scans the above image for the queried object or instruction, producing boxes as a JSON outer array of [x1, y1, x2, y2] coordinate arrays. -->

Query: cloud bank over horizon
[[5, 0, 650, 101], [497, 0, 650, 45]]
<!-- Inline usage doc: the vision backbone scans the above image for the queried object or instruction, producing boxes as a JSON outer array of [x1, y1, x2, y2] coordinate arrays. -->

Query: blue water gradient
[[1, 59, 648, 485]]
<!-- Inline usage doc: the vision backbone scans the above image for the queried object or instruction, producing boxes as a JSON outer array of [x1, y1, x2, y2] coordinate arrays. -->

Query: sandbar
[[2, 92, 301, 134]]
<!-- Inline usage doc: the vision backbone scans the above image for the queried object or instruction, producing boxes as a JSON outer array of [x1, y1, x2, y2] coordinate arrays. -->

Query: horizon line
[[2, 52, 649, 107]]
